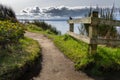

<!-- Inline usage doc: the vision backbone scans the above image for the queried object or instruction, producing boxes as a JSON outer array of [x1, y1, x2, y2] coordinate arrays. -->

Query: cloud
[[19, 6, 92, 18], [17, 6, 120, 19]]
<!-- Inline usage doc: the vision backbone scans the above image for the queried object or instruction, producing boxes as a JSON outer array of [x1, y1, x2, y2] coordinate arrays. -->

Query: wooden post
[[88, 11, 98, 54], [69, 23, 74, 32], [69, 17, 74, 32]]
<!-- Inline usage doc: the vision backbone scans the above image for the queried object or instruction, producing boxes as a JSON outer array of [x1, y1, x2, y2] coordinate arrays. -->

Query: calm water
[[45, 19, 120, 35], [45, 21, 81, 34]]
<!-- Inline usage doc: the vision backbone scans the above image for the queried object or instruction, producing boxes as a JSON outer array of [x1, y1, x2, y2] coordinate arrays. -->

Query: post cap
[[91, 11, 98, 17]]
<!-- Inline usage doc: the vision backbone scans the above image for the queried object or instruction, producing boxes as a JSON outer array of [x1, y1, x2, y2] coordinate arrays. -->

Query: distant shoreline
[[17, 18, 68, 22]]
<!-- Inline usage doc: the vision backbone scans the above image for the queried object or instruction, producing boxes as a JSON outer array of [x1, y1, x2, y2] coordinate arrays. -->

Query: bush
[[0, 37, 41, 80], [25, 24, 42, 33], [33, 21, 61, 35], [0, 21, 25, 49], [0, 4, 17, 22]]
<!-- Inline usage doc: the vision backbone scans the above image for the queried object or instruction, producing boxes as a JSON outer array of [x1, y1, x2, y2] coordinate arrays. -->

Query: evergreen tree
[[0, 4, 17, 22]]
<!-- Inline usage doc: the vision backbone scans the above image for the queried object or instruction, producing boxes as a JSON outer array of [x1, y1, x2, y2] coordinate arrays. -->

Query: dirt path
[[25, 31, 94, 80]]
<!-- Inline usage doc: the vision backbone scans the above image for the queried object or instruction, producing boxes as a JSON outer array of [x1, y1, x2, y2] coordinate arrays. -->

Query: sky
[[0, 0, 120, 13]]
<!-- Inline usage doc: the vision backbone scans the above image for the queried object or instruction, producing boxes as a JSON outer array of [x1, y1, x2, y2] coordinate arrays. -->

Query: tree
[[81, 5, 117, 39], [0, 4, 17, 22], [98, 4, 117, 39]]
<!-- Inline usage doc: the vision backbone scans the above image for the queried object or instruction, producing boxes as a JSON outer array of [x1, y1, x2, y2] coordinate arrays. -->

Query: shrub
[[0, 37, 41, 79], [33, 21, 61, 35], [0, 4, 17, 22], [0, 21, 25, 49]]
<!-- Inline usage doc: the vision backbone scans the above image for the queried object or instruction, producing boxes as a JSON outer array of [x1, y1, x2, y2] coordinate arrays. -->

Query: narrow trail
[[25, 32, 94, 80]]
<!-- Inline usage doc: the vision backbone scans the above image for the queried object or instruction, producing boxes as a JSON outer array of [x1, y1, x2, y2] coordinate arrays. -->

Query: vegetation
[[26, 22, 61, 35], [52, 35, 120, 75], [98, 6, 117, 39], [26, 25, 120, 75], [81, 5, 118, 40], [32, 21, 61, 35], [0, 4, 41, 79], [1, 2, 116, 76], [0, 4, 17, 22], [0, 37, 41, 79], [0, 21, 41, 79], [26, 24, 43, 33], [0, 21, 25, 49]]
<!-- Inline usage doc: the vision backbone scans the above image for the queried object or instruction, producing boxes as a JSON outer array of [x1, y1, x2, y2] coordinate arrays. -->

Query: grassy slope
[[26, 24, 60, 35], [53, 35, 120, 74], [26, 23, 120, 75], [0, 37, 41, 79]]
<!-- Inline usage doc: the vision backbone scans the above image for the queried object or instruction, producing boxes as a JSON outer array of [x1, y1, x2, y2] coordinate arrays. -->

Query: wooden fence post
[[69, 23, 74, 32], [69, 18, 74, 32], [67, 11, 120, 54], [88, 11, 98, 54]]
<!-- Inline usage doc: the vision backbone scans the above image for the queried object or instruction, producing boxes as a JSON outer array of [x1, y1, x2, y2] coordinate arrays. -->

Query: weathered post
[[69, 17, 74, 32], [88, 11, 98, 54], [69, 23, 74, 32]]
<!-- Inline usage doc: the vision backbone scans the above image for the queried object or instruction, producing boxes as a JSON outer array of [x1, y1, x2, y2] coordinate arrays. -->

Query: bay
[[45, 20, 81, 34]]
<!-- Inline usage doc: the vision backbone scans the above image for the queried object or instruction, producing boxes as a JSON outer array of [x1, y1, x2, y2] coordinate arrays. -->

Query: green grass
[[52, 35, 91, 68], [26, 24, 43, 33], [26, 24, 54, 35], [26, 23, 120, 75], [0, 37, 41, 79], [52, 35, 120, 75], [26, 23, 61, 35]]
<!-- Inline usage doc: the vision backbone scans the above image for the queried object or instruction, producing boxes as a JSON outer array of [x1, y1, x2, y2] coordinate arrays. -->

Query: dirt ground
[[25, 32, 120, 80]]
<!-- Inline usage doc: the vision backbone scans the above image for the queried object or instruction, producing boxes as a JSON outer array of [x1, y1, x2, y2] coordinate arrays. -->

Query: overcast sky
[[0, 0, 120, 13]]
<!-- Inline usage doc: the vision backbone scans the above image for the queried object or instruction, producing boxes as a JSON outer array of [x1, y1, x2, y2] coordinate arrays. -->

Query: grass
[[52, 35, 90, 68], [52, 35, 120, 75], [0, 37, 41, 79], [26, 23, 120, 75], [26, 24, 43, 33], [26, 21, 61, 35], [26, 24, 57, 35], [33, 21, 61, 35]]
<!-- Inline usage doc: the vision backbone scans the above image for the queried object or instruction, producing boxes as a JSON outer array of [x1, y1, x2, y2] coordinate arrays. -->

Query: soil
[[25, 31, 120, 80]]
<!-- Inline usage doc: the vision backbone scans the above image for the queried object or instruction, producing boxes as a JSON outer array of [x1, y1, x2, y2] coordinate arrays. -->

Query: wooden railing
[[67, 11, 120, 54]]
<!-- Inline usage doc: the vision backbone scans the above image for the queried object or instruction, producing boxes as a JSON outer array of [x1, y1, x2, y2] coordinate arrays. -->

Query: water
[[45, 20, 120, 36], [17, 15, 120, 35], [45, 20, 81, 34]]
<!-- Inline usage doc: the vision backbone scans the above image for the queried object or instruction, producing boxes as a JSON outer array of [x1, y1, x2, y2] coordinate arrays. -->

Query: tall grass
[[80, 6, 118, 40], [0, 4, 17, 22], [52, 35, 120, 75], [0, 37, 41, 79], [32, 21, 61, 35]]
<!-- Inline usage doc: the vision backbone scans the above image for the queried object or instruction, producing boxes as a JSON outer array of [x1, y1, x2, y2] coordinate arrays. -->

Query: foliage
[[52, 35, 89, 67], [0, 4, 17, 22], [0, 37, 41, 79], [52, 35, 120, 75], [97, 24, 117, 38], [97, 5, 117, 38], [82, 6, 117, 39], [25, 24, 42, 33], [32, 21, 61, 35], [26, 22, 120, 75], [0, 21, 25, 49]]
